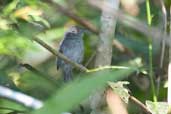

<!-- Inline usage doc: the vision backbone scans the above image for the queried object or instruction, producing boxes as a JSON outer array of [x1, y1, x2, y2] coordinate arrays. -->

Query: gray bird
[[56, 26, 85, 82]]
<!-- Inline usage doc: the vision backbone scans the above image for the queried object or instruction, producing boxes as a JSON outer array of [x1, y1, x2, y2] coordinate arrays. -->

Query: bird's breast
[[63, 38, 84, 63]]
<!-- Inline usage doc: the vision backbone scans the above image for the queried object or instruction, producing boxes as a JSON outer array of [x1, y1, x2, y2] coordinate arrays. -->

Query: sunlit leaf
[[0, 18, 11, 30], [3, 0, 19, 16], [108, 81, 130, 103], [14, 6, 42, 20], [146, 101, 169, 114], [30, 15, 50, 28], [37, 27, 64, 40], [14, 6, 49, 28], [0, 30, 35, 56]]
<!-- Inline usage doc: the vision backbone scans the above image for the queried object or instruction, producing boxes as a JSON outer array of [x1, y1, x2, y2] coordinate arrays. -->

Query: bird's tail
[[63, 66, 73, 82]]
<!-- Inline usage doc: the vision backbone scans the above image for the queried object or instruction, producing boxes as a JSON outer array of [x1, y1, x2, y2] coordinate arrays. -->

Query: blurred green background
[[0, 0, 169, 114]]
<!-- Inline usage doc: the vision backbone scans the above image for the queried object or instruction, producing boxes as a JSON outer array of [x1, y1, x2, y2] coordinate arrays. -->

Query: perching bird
[[56, 26, 85, 82]]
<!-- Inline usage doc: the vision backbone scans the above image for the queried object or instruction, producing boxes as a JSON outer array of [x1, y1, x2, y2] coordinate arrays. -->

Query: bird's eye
[[72, 30, 77, 33], [71, 30, 77, 33], [70, 27, 78, 34]]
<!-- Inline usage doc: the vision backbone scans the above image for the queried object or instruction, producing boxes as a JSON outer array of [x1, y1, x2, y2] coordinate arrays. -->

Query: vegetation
[[0, 0, 170, 114]]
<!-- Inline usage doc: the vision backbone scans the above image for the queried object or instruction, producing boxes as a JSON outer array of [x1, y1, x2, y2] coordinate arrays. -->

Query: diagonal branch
[[129, 96, 151, 114], [44, 0, 99, 34], [43, 0, 130, 55], [20, 63, 58, 86], [32, 37, 88, 72]]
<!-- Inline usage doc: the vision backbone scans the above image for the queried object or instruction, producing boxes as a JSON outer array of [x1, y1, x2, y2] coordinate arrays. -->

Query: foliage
[[32, 67, 136, 114], [0, 0, 170, 114]]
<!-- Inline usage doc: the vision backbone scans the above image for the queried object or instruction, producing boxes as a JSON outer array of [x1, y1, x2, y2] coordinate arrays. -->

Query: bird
[[56, 26, 85, 82]]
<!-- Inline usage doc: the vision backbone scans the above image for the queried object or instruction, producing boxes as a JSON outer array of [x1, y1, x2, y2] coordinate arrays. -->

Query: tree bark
[[89, 1, 129, 114], [94, 0, 119, 67], [168, 6, 171, 112]]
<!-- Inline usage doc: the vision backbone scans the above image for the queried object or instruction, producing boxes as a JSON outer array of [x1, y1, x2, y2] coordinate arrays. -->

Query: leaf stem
[[146, 0, 157, 102]]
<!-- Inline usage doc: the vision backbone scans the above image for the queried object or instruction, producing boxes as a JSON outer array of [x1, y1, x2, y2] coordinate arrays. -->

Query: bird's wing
[[56, 38, 69, 70], [56, 41, 64, 70], [56, 54, 61, 70]]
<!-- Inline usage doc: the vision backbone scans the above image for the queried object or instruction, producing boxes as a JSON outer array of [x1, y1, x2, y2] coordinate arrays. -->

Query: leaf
[[146, 101, 169, 114], [37, 27, 64, 40], [31, 58, 140, 114], [0, 18, 11, 30], [0, 30, 35, 56], [14, 6, 42, 20], [0, 71, 19, 90], [108, 81, 130, 103], [30, 15, 50, 28], [13, 6, 50, 28], [3, 0, 19, 16]]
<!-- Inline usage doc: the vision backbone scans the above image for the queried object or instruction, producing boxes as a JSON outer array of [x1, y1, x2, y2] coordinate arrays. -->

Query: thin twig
[[112, 39, 134, 56], [0, 86, 43, 109], [20, 63, 58, 86], [156, 0, 167, 98], [84, 51, 96, 67], [129, 96, 151, 114], [159, 0, 167, 69], [32, 37, 88, 72]]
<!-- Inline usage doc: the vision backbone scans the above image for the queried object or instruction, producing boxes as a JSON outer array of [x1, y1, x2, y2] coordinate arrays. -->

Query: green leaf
[[0, 30, 35, 56], [37, 27, 64, 40], [29, 15, 50, 28], [108, 81, 130, 103], [3, 0, 19, 16], [0, 99, 26, 114], [146, 101, 169, 114], [0, 71, 17, 90], [31, 59, 140, 114], [0, 18, 11, 30]]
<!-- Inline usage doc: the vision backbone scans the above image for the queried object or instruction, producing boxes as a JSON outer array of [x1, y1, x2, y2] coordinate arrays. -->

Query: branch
[[94, 0, 119, 66], [0, 86, 43, 109], [43, 0, 99, 34], [43, 0, 130, 55], [84, 51, 96, 67], [32, 37, 88, 72], [129, 96, 151, 114], [158, 0, 167, 69], [88, 0, 171, 47], [155, 0, 167, 98], [168, 3, 171, 109], [20, 63, 58, 86], [91, 1, 122, 114], [112, 39, 134, 56]]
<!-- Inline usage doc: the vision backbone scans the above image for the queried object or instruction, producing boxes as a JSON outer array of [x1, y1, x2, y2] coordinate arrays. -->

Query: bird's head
[[65, 26, 85, 38]]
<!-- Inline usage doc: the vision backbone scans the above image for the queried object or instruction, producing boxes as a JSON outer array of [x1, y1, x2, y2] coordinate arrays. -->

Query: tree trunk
[[89, 1, 128, 114], [94, 0, 119, 67]]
